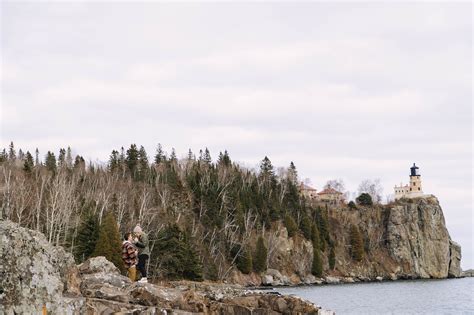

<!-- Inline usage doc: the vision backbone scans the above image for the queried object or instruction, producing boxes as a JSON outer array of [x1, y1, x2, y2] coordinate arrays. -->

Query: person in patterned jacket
[[122, 232, 138, 281]]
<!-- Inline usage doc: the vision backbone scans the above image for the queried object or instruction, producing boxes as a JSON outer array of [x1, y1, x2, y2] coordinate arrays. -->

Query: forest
[[0, 142, 372, 281]]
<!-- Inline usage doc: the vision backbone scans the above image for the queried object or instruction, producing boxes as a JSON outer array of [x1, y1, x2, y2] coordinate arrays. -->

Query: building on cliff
[[299, 182, 318, 199], [394, 163, 424, 200], [316, 187, 344, 204]]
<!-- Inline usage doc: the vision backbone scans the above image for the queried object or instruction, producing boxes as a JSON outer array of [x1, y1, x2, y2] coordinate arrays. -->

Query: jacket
[[122, 241, 138, 268], [135, 232, 150, 256]]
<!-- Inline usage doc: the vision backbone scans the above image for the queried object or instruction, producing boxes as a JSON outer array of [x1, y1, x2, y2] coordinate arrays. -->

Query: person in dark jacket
[[122, 232, 138, 282], [133, 224, 150, 283]]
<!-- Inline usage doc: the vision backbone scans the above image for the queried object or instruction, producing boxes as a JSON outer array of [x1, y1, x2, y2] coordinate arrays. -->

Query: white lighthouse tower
[[394, 163, 424, 200]]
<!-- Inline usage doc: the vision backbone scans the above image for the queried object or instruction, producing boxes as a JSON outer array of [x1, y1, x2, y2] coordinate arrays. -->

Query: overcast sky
[[1, 2, 472, 268]]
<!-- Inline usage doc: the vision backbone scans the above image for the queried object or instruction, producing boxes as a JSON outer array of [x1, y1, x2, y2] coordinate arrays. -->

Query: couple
[[122, 225, 150, 283]]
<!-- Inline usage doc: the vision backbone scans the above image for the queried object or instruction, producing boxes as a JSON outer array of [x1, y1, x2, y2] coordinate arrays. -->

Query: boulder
[[375, 276, 383, 281], [0, 220, 84, 314], [324, 276, 340, 284]]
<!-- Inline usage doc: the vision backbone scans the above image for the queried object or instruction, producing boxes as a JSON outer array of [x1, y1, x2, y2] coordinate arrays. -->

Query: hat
[[133, 225, 142, 233]]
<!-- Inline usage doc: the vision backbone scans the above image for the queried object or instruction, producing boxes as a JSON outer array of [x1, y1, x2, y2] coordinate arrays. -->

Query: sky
[[1, 2, 472, 268]]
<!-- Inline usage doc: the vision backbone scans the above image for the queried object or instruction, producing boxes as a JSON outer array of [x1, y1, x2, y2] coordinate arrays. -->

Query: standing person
[[133, 224, 150, 283], [122, 232, 138, 282]]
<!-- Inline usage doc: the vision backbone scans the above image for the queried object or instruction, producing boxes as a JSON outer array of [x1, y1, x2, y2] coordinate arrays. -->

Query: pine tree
[[58, 148, 66, 167], [350, 225, 364, 262], [311, 247, 323, 277], [8, 141, 16, 161], [300, 215, 312, 240], [0, 149, 7, 163], [169, 148, 177, 162], [45, 151, 57, 173], [311, 223, 321, 250], [23, 151, 34, 173], [253, 236, 267, 273], [203, 148, 212, 164], [35, 148, 40, 166], [154, 143, 166, 164], [287, 161, 298, 185], [126, 144, 139, 177], [108, 150, 120, 172], [92, 212, 124, 272], [18, 149, 24, 161], [74, 211, 100, 263], [137, 145, 149, 180], [236, 248, 253, 274], [259, 156, 276, 188], [328, 246, 336, 270], [284, 214, 298, 237], [154, 224, 203, 281]]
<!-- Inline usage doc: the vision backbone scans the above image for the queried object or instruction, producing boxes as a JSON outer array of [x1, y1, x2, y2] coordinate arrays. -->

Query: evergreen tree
[[74, 211, 100, 263], [154, 224, 203, 280], [356, 193, 373, 206], [35, 148, 40, 166], [126, 144, 139, 176], [0, 149, 7, 163], [348, 201, 357, 209], [311, 223, 321, 250], [154, 143, 166, 164], [203, 148, 212, 164], [300, 215, 312, 240], [137, 145, 149, 180], [311, 247, 323, 277], [169, 148, 177, 162], [187, 148, 194, 161], [108, 150, 120, 172], [349, 225, 364, 262], [58, 148, 66, 167], [45, 151, 57, 173], [92, 212, 123, 272], [74, 155, 85, 171], [287, 161, 298, 185], [18, 149, 24, 161], [284, 214, 298, 237], [259, 156, 276, 188], [253, 236, 267, 273], [217, 150, 231, 167], [23, 151, 34, 173], [329, 246, 336, 270], [8, 141, 16, 161], [236, 248, 253, 274]]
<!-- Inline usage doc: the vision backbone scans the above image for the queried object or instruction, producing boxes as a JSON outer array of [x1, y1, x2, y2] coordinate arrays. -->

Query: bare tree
[[358, 179, 383, 204]]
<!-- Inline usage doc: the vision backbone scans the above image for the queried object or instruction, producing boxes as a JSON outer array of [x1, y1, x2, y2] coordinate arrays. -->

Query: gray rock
[[375, 276, 383, 281], [0, 220, 84, 314], [324, 276, 340, 284], [448, 240, 462, 278]]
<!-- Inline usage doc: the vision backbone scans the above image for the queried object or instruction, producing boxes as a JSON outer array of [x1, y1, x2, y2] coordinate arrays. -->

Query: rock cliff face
[[240, 196, 462, 285], [0, 220, 330, 314]]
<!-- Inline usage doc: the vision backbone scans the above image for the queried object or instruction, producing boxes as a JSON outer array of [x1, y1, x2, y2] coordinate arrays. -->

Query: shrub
[[356, 193, 373, 206], [348, 200, 357, 209], [253, 236, 268, 273]]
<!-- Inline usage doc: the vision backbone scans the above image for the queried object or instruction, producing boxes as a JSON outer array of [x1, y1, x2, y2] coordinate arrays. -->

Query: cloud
[[1, 2, 472, 267]]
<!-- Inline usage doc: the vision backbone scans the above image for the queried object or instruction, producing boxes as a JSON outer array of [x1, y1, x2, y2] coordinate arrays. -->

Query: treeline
[[0, 141, 367, 281]]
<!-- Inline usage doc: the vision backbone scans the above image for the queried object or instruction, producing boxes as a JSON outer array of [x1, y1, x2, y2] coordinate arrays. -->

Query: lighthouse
[[394, 163, 424, 200]]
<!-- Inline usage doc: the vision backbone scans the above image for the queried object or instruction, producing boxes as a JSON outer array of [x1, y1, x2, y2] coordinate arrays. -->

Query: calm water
[[277, 278, 474, 314]]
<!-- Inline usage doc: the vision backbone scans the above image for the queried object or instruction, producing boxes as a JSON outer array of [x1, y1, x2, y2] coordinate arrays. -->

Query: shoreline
[[245, 275, 471, 291]]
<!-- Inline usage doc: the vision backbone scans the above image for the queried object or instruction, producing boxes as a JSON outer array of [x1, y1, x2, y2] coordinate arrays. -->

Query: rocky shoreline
[[0, 220, 333, 314]]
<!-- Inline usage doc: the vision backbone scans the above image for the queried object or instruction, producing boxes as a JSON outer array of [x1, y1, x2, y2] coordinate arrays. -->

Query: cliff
[[232, 195, 462, 285], [0, 220, 331, 314]]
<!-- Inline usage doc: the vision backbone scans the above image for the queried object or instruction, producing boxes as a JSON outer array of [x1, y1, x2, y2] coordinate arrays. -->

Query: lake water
[[277, 278, 474, 314]]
